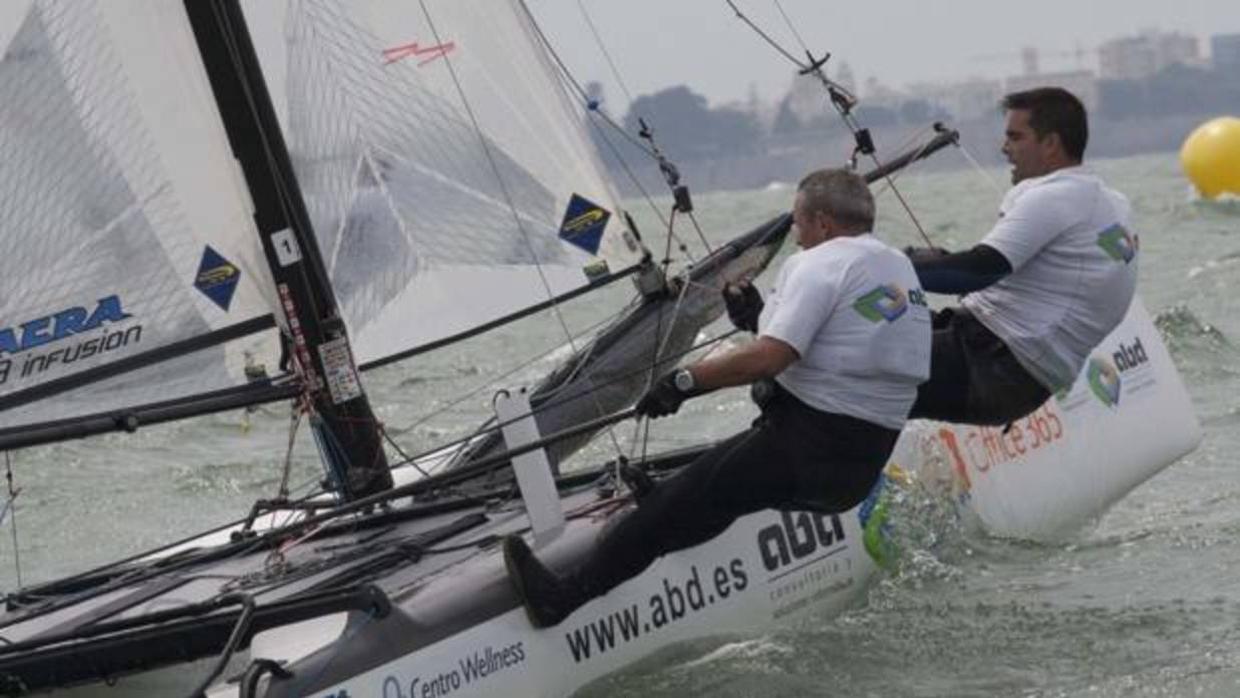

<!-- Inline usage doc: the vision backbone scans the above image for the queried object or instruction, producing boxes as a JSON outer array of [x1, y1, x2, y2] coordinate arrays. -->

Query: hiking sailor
[[503, 168, 931, 627], [904, 86, 1139, 425]]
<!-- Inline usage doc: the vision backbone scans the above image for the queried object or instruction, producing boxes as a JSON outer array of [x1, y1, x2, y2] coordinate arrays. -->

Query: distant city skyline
[[526, 0, 1240, 110]]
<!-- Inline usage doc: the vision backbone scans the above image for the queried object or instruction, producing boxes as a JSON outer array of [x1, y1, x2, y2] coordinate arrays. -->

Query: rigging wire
[[398, 301, 636, 446], [378, 327, 742, 473], [722, 0, 806, 67], [625, 203, 706, 476], [772, 0, 812, 56], [414, 0, 637, 467], [721, 0, 936, 248], [632, 267, 700, 465], [517, 3, 675, 237], [518, 1, 703, 261], [575, 0, 638, 109], [518, 1, 656, 159], [955, 140, 1008, 199], [867, 123, 938, 199], [276, 404, 306, 500], [3, 452, 21, 590], [275, 297, 640, 497]]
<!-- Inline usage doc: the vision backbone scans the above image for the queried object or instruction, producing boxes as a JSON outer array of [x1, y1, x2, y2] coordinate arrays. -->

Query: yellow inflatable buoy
[[1180, 116, 1240, 198]]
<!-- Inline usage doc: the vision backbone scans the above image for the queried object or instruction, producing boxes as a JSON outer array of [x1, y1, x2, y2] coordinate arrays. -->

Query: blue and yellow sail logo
[[563, 208, 605, 233], [853, 284, 910, 323], [194, 245, 241, 311], [1086, 356, 1122, 407], [1097, 223, 1137, 263], [558, 194, 611, 255]]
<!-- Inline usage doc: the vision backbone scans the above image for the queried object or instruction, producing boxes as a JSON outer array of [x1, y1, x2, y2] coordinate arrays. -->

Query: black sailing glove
[[723, 281, 764, 333], [635, 371, 690, 419]]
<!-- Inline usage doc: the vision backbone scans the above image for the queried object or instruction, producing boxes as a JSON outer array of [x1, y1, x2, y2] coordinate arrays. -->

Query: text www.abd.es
[[564, 559, 749, 662]]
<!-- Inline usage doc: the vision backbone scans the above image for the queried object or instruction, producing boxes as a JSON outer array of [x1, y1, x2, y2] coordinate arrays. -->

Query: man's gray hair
[[797, 168, 874, 232]]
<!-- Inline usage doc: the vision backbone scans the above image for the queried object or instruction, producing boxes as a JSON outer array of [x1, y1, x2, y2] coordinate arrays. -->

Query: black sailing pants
[[909, 307, 1051, 426], [566, 385, 899, 603]]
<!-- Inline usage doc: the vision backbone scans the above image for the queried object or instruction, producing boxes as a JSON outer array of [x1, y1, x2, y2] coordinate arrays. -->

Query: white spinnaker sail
[[0, 1, 280, 430], [242, 0, 644, 366]]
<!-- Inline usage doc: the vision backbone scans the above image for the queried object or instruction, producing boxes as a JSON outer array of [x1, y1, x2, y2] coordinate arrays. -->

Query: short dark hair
[[797, 168, 874, 231], [1002, 87, 1088, 161]]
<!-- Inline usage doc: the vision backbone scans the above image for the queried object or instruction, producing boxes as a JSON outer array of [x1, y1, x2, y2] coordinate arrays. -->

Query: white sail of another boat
[[0, 2, 283, 433], [0, 0, 648, 448], [247, 0, 644, 366]]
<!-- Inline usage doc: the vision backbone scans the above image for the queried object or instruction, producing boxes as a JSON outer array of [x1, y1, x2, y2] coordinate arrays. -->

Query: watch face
[[674, 369, 694, 392]]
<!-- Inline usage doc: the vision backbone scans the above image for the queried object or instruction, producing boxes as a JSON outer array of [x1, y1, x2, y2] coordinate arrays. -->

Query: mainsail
[[0, 0, 646, 451], [0, 2, 283, 438], [246, 0, 644, 367]]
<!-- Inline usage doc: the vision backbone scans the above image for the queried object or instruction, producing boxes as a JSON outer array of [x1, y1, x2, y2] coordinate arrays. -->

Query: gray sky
[[526, 0, 1240, 110]]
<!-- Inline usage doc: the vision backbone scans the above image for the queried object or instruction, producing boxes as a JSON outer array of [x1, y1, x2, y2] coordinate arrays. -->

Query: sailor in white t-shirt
[[503, 168, 931, 628], [907, 86, 1138, 425], [760, 231, 931, 430]]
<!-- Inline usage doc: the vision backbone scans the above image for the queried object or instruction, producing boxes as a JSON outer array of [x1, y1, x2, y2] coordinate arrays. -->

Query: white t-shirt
[[759, 234, 931, 430], [962, 166, 1138, 391]]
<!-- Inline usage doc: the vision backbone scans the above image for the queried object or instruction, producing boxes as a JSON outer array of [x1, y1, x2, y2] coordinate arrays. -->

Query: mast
[[184, 0, 393, 499]]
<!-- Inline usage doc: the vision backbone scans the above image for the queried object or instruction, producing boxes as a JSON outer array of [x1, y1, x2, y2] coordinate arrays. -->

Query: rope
[[518, 1, 708, 263], [575, 0, 638, 109], [772, 0, 812, 56], [377, 328, 740, 474], [867, 124, 936, 198], [956, 140, 1008, 200], [276, 298, 642, 497], [722, 0, 808, 68], [3, 452, 20, 589], [721, 0, 937, 247], [516, 2, 656, 160], [631, 261, 700, 466], [684, 209, 715, 256], [413, 1, 643, 469], [276, 402, 306, 500], [416, 1, 581, 366]]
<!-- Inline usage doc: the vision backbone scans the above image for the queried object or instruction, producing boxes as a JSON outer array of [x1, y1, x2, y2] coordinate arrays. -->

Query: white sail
[[242, 0, 644, 366], [0, 1, 281, 431]]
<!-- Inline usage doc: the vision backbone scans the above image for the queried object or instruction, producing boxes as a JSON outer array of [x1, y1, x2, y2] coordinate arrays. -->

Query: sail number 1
[[271, 229, 302, 267]]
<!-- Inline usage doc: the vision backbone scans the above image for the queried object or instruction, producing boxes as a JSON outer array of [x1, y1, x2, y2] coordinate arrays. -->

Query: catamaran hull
[[891, 295, 1201, 540], [0, 299, 1197, 697], [212, 505, 880, 698]]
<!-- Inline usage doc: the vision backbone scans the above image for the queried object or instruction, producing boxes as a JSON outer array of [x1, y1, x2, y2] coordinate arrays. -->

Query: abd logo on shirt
[[854, 284, 924, 323], [1097, 223, 1137, 264]]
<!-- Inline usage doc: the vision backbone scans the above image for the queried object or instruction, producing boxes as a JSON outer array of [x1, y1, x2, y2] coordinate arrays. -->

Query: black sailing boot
[[502, 535, 575, 628], [618, 461, 655, 502]]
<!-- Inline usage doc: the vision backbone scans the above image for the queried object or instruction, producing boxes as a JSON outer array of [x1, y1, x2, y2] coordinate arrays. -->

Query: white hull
[[10, 295, 1196, 697], [219, 294, 1198, 695], [893, 295, 1200, 540], [214, 507, 878, 698]]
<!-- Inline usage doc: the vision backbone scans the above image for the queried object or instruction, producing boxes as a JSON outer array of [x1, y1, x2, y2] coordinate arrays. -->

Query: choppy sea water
[[2, 151, 1238, 696]]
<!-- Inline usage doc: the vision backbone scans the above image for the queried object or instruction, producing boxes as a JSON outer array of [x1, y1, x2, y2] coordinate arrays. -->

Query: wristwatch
[[673, 368, 696, 393]]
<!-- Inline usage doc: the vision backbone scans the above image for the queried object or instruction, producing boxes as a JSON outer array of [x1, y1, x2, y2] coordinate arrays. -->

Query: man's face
[[792, 191, 828, 249], [1002, 108, 1056, 184]]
